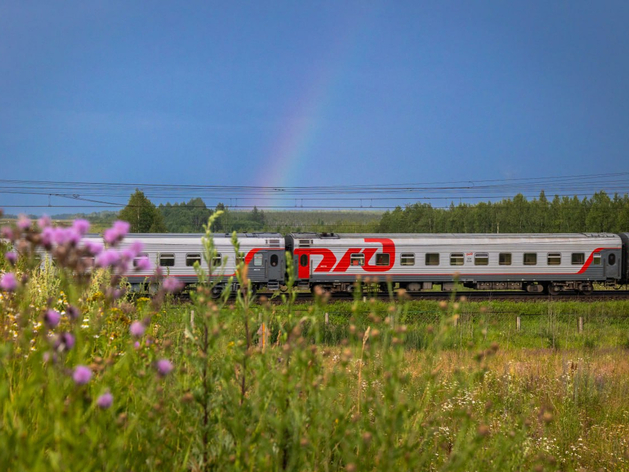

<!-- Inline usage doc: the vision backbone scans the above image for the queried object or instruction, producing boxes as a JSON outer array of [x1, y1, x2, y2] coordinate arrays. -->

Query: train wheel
[[547, 284, 560, 296], [211, 286, 223, 299], [579, 283, 593, 295]]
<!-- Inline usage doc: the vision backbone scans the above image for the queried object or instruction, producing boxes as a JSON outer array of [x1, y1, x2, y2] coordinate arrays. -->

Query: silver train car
[[116, 233, 286, 294], [286, 232, 629, 294]]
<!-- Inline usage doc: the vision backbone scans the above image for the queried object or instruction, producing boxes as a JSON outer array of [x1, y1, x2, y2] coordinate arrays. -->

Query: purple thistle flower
[[96, 391, 113, 409], [72, 219, 90, 236], [40, 227, 54, 248], [1, 226, 15, 242], [0, 272, 18, 292], [83, 240, 103, 256], [96, 249, 120, 268], [54, 332, 75, 351], [156, 359, 174, 377], [44, 309, 61, 328], [5, 251, 17, 265], [163, 277, 183, 293], [129, 321, 146, 338], [65, 229, 82, 246], [17, 215, 31, 230], [103, 228, 118, 246], [51, 227, 69, 245], [38, 214, 52, 229], [134, 256, 152, 271], [129, 241, 144, 255], [103, 220, 130, 246], [72, 365, 92, 385], [66, 304, 80, 321], [113, 220, 130, 235]]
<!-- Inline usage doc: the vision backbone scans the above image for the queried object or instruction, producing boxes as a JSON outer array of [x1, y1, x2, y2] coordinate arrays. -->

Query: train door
[[249, 252, 266, 281], [297, 252, 310, 280], [267, 252, 283, 282], [604, 251, 620, 280]]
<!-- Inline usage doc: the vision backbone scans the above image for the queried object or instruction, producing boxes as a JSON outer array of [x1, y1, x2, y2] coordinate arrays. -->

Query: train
[[114, 231, 629, 296]]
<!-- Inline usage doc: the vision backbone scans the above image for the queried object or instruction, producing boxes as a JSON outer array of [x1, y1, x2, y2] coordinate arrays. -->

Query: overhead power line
[[1, 173, 628, 211]]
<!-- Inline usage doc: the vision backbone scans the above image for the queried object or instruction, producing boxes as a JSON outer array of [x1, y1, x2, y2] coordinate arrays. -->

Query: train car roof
[[85, 232, 284, 239], [287, 232, 621, 240]]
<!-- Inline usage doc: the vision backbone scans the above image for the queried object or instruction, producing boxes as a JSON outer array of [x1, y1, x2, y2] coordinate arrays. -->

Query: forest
[[377, 191, 629, 234], [12, 190, 629, 235]]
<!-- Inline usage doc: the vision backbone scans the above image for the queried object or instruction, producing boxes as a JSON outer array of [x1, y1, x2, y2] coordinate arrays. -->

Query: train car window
[[474, 253, 489, 266], [254, 253, 263, 267], [450, 253, 464, 266], [499, 253, 512, 265], [211, 254, 222, 268], [547, 253, 561, 265], [425, 253, 440, 266], [609, 254, 616, 266], [523, 253, 537, 265], [592, 254, 601, 265], [133, 253, 149, 267], [159, 253, 175, 267], [186, 254, 201, 267], [299, 254, 308, 267], [350, 254, 365, 267], [270, 254, 279, 267], [375, 254, 390, 266], [571, 253, 585, 265], [401, 253, 415, 266]]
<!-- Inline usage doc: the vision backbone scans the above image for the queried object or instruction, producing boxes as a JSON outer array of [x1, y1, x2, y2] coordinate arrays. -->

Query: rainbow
[[253, 10, 376, 208]]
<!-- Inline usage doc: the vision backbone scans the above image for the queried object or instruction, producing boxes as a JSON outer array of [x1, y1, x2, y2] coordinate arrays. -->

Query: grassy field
[[2, 218, 629, 471]]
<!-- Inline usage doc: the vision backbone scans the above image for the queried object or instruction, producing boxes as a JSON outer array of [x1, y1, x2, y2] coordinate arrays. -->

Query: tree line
[[118, 190, 266, 233], [377, 191, 629, 233], [116, 190, 629, 234]]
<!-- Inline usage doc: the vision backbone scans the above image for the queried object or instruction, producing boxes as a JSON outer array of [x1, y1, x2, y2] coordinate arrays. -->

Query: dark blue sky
[[1, 1, 628, 213]]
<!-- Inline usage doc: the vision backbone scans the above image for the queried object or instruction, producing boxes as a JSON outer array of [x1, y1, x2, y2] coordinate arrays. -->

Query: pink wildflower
[[38, 215, 52, 229], [129, 321, 146, 338], [54, 332, 75, 351], [44, 309, 61, 328], [83, 240, 103, 256], [156, 359, 174, 377], [72, 365, 92, 385], [1, 226, 15, 241], [96, 249, 120, 268], [163, 277, 183, 293], [0, 272, 18, 292], [134, 256, 152, 271], [17, 215, 31, 230], [103, 220, 130, 246], [4, 251, 17, 265], [72, 219, 90, 236], [96, 391, 113, 409]]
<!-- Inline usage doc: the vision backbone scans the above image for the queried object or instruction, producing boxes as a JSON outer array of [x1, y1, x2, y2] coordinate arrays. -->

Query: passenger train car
[[286, 232, 629, 295], [116, 233, 286, 294], [97, 231, 629, 295]]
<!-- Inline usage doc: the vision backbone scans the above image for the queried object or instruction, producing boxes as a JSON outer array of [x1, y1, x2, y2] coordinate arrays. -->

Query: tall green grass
[[2, 216, 629, 470]]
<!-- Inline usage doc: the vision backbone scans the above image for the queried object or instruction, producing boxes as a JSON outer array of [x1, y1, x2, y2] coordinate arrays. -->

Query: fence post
[[578, 317, 584, 333], [324, 312, 329, 325], [516, 316, 521, 332]]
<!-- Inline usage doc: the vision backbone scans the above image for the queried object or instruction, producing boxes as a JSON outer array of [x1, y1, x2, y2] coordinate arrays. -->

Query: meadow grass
[[1, 216, 629, 471]]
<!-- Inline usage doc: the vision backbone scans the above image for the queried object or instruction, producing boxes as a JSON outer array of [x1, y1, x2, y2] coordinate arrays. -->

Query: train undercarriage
[[306, 278, 619, 296]]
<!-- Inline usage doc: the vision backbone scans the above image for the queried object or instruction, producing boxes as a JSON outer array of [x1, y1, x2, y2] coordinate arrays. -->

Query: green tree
[[118, 190, 167, 233]]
